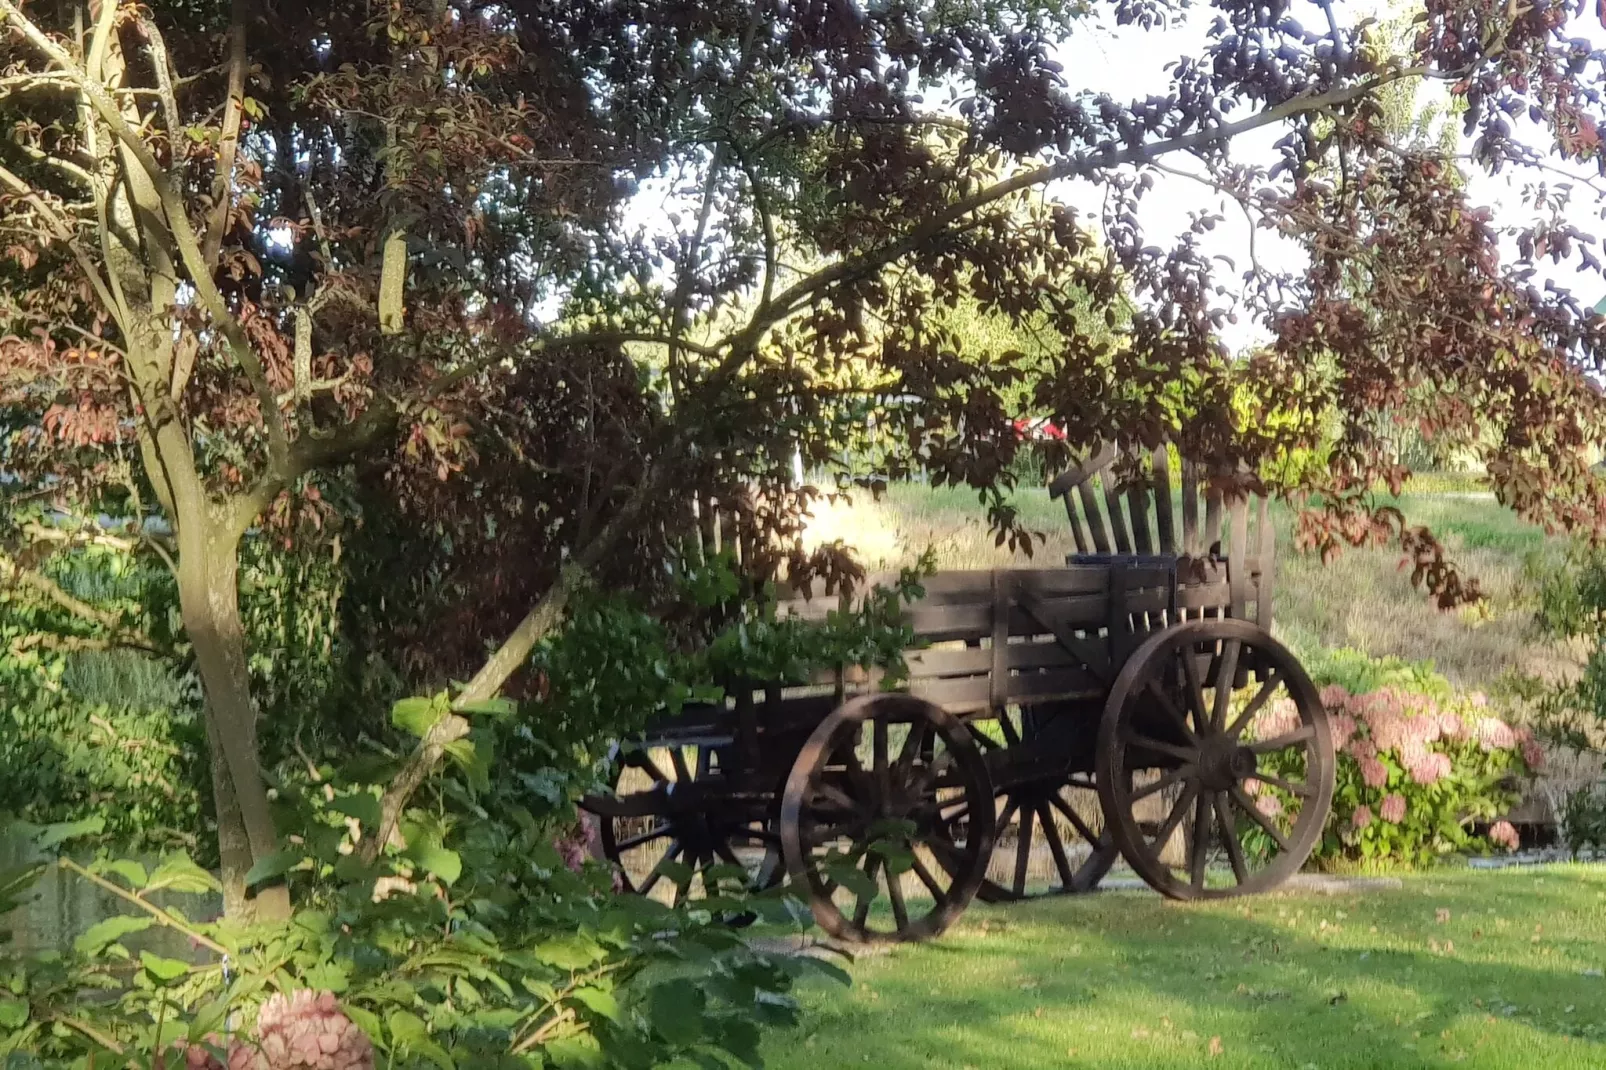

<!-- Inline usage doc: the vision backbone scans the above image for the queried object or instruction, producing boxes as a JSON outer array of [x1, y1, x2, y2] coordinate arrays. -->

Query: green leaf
[[392, 696, 444, 738], [456, 697, 515, 719], [442, 735, 491, 795], [406, 835, 462, 886], [532, 934, 606, 971], [344, 1004, 382, 1045], [32, 816, 105, 850], [570, 986, 619, 1021], [139, 951, 190, 983], [0, 997, 28, 1029], [74, 915, 152, 957], [648, 983, 706, 1046], [546, 1033, 605, 1069], [244, 850, 304, 887], [387, 1010, 454, 1070], [95, 859, 148, 890], [146, 854, 220, 896], [328, 792, 382, 829]]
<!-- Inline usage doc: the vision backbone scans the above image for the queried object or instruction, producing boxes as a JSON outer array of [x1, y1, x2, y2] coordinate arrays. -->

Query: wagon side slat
[[1152, 446, 1175, 554]]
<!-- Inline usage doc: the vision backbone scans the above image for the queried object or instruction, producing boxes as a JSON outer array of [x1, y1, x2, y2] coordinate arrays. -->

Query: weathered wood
[[1204, 483, 1223, 556], [1127, 446, 1154, 555], [1153, 446, 1176, 554], [1063, 493, 1091, 552], [1101, 472, 1134, 554], [990, 572, 1010, 711], [1077, 479, 1113, 553], [1047, 440, 1118, 500], [1181, 461, 1200, 556], [1256, 495, 1276, 630], [1228, 497, 1249, 621]]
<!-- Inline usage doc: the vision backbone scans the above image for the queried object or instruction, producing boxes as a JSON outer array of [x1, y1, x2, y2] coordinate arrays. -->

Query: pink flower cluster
[[1488, 820, 1521, 851], [1380, 793, 1407, 824], [177, 992, 374, 1070]]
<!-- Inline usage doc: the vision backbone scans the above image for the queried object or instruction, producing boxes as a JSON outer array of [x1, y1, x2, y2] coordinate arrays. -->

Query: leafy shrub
[[1562, 783, 1606, 858], [1258, 677, 1538, 867]]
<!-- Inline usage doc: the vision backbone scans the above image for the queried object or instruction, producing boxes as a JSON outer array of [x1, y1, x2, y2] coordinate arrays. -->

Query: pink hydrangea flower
[[1359, 756, 1389, 789], [1330, 713, 1358, 754], [1521, 739, 1546, 772], [1257, 794, 1284, 817], [1396, 736, 1428, 768], [1380, 793, 1407, 824], [1411, 714, 1442, 746], [1351, 805, 1374, 830], [1255, 697, 1303, 743], [1346, 734, 1377, 761], [1438, 710, 1467, 740], [1242, 777, 1263, 797], [1476, 717, 1516, 752], [1320, 684, 1351, 709], [1489, 820, 1520, 851], [1407, 751, 1452, 787]]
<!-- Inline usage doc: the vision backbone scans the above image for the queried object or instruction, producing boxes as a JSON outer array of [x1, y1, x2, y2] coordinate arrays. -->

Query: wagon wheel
[[780, 694, 994, 943], [598, 742, 781, 913], [960, 708, 1120, 902], [1096, 619, 1335, 900]]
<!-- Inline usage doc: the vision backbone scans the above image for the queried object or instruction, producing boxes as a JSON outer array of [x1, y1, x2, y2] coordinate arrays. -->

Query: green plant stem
[[57, 857, 231, 957], [48, 1013, 126, 1057]]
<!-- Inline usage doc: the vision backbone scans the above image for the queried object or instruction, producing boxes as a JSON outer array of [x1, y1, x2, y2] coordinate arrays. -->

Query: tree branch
[[0, 0, 292, 472], [203, 6, 247, 267]]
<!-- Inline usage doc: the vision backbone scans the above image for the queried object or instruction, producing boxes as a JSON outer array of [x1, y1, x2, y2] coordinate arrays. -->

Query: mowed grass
[[798, 482, 1575, 691], [760, 867, 1606, 1070]]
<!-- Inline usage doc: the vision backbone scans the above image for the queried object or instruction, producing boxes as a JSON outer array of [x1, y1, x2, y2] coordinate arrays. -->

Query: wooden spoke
[[1128, 766, 1192, 804], [634, 753, 670, 783], [639, 841, 681, 896], [1225, 669, 1283, 740], [810, 781, 860, 814], [1180, 646, 1210, 728], [1252, 771, 1314, 798], [1215, 792, 1249, 885], [873, 717, 890, 800], [994, 796, 1023, 838], [1211, 639, 1241, 731], [887, 872, 911, 931], [998, 712, 1022, 746], [1013, 803, 1035, 896], [852, 856, 880, 929], [1047, 792, 1098, 844], [1228, 786, 1289, 851], [616, 825, 672, 851], [1122, 729, 1199, 764], [1249, 724, 1316, 753], [1100, 620, 1335, 902], [896, 721, 931, 771], [1146, 681, 1200, 746], [1149, 782, 1199, 856], [1188, 790, 1211, 890], [910, 853, 947, 902], [1038, 802, 1077, 888], [668, 747, 692, 783]]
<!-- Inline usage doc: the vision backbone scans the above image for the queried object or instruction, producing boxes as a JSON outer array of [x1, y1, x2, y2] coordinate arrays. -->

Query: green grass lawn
[[760, 867, 1606, 1069]]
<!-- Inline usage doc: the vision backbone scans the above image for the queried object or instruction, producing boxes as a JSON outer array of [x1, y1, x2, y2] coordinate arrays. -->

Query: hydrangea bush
[[1253, 681, 1538, 867]]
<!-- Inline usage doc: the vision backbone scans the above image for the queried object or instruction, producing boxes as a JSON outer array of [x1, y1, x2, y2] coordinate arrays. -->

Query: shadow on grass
[[762, 869, 1606, 1069]]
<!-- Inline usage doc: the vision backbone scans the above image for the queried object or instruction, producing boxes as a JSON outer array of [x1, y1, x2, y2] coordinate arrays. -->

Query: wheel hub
[[1198, 736, 1258, 791]]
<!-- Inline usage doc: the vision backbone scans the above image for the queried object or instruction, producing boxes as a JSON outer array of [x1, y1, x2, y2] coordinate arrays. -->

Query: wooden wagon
[[581, 444, 1336, 942]]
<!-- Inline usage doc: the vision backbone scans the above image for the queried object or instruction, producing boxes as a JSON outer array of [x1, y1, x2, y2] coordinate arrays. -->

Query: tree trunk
[[175, 517, 290, 921]]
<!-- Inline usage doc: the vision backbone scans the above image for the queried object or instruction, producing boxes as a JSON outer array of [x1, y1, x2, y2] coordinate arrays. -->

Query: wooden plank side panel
[[911, 668, 1106, 713], [1181, 460, 1200, 556], [1228, 497, 1249, 621], [1063, 493, 1091, 552], [1256, 495, 1276, 630], [1077, 477, 1113, 552], [1101, 473, 1134, 554], [1153, 446, 1175, 553]]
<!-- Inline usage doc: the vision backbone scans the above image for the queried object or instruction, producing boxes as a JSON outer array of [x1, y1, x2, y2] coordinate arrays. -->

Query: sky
[[1049, 0, 1606, 349], [619, 0, 1606, 354]]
